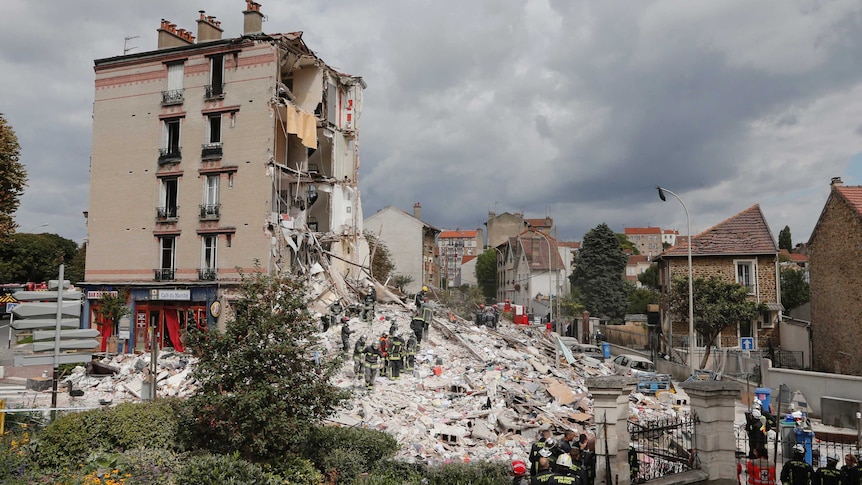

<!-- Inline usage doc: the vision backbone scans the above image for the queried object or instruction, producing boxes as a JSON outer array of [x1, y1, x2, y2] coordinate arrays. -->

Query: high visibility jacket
[[379, 337, 389, 357], [389, 338, 403, 360], [781, 460, 813, 485], [814, 467, 842, 485], [747, 458, 775, 485]]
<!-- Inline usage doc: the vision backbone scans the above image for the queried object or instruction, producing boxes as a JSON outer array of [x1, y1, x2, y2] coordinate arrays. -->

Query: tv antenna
[[123, 35, 140, 55]]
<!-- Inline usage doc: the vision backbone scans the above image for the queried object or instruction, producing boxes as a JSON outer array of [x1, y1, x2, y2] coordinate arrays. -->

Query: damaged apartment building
[[82, 2, 368, 352]]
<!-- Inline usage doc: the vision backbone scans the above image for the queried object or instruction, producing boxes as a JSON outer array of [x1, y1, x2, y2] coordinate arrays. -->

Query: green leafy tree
[[666, 276, 765, 369], [179, 271, 349, 463], [570, 223, 629, 323], [637, 263, 660, 290], [616, 234, 639, 255], [364, 231, 395, 282], [778, 225, 792, 252], [475, 248, 498, 302], [780, 268, 810, 311], [0, 114, 27, 243], [66, 242, 86, 284], [627, 285, 658, 314], [94, 289, 130, 335], [0, 233, 79, 283]]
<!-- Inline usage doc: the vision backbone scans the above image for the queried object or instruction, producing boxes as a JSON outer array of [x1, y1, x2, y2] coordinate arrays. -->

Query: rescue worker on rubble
[[404, 335, 417, 373], [362, 284, 376, 321], [578, 434, 597, 485], [387, 333, 404, 380], [530, 430, 553, 477], [415, 286, 427, 308], [353, 335, 366, 377], [746, 407, 768, 459], [510, 459, 529, 485], [781, 444, 814, 485], [814, 454, 842, 485], [341, 319, 352, 352], [483, 306, 498, 329], [362, 342, 383, 390], [389, 321, 399, 338], [628, 446, 640, 484], [411, 313, 425, 345], [378, 332, 390, 375], [420, 303, 433, 340], [475, 304, 485, 326]]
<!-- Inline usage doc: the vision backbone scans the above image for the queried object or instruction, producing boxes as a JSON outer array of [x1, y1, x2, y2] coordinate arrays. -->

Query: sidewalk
[[0, 341, 53, 385]]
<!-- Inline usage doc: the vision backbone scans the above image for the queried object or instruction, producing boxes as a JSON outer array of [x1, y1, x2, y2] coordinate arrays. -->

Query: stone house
[[807, 177, 862, 375], [652, 205, 782, 356]]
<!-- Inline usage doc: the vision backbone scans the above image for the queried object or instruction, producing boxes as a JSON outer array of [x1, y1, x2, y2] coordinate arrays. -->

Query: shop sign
[[87, 290, 118, 300], [150, 289, 191, 301], [136, 312, 147, 328]]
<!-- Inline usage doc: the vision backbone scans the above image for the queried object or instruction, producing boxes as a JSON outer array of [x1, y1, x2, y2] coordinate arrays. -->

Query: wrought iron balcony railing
[[201, 142, 223, 160], [158, 147, 182, 165], [154, 268, 175, 281], [198, 268, 217, 281], [161, 89, 184, 106], [199, 204, 220, 220], [204, 83, 225, 99], [156, 206, 179, 222]]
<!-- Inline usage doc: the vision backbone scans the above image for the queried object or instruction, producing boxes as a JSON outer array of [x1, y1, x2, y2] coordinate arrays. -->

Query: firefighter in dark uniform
[[781, 444, 814, 485], [353, 335, 366, 377], [387, 334, 403, 380], [814, 454, 842, 485], [340, 319, 352, 352], [362, 342, 382, 390], [629, 446, 640, 484], [404, 335, 417, 373], [411, 314, 425, 345]]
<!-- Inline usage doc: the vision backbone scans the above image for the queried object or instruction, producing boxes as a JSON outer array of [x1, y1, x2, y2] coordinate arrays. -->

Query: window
[[207, 55, 224, 97], [207, 114, 221, 144], [162, 62, 185, 105], [156, 237, 176, 281], [201, 175, 219, 219], [159, 177, 179, 220], [163, 118, 181, 156], [735, 260, 755, 293], [201, 236, 217, 273]]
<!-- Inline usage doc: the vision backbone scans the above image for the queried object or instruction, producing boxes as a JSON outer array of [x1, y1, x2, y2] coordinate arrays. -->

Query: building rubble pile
[[7, 299, 690, 467]]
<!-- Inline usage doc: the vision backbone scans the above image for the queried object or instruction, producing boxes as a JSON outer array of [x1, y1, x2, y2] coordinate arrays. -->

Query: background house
[[437, 228, 483, 288], [653, 205, 781, 362], [807, 177, 862, 375], [364, 203, 440, 293]]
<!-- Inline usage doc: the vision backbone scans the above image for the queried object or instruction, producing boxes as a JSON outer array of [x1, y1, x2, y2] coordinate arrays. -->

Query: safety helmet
[[751, 408, 761, 419], [545, 438, 557, 449], [539, 448, 553, 458], [358, 336, 366, 344], [480, 304, 485, 309], [556, 453, 573, 469], [793, 444, 805, 455], [371, 342, 379, 350], [510, 460, 527, 476], [422, 286, 428, 292], [827, 453, 839, 464]]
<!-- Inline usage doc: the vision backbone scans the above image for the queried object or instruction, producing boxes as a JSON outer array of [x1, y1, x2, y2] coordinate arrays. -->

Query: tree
[[570, 223, 629, 323], [66, 242, 86, 284], [666, 276, 765, 369], [627, 285, 658, 314], [180, 271, 349, 462], [364, 231, 395, 282], [94, 289, 130, 335], [0, 114, 27, 243], [0, 233, 79, 283], [780, 268, 810, 311], [637, 263, 660, 290], [616, 234, 639, 255], [475, 248, 498, 302], [778, 226, 792, 252]]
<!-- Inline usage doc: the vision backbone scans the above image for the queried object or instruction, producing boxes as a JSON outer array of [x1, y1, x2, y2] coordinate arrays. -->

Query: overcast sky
[[4, 0, 862, 247]]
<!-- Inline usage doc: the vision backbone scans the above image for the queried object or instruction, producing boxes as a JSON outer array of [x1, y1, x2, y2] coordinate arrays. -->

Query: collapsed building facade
[[82, 2, 369, 351]]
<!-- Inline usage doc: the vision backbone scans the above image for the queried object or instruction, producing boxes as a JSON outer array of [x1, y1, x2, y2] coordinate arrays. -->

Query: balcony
[[154, 269, 175, 281], [198, 268, 217, 281], [201, 142, 223, 160], [158, 147, 182, 165], [156, 206, 179, 223], [199, 204, 220, 221], [204, 83, 225, 99], [161, 89, 184, 106]]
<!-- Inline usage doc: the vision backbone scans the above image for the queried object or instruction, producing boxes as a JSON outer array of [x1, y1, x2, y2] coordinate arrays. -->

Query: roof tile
[[661, 204, 777, 257]]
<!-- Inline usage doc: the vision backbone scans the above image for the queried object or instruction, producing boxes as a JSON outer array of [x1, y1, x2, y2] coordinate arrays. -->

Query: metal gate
[[628, 413, 699, 482]]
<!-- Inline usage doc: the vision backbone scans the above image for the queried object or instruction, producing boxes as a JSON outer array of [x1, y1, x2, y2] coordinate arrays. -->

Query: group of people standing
[[474, 303, 500, 329], [778, 445, 859, 485], [512, 428, 596, 485]]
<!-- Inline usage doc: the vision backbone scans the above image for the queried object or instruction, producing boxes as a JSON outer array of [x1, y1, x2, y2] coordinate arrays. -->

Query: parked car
[[612, 354, 656, 377], [573, 343, 605, 362]]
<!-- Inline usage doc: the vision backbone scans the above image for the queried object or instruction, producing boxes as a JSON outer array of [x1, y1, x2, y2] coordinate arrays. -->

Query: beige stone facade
[[82, 6, 366, 351]]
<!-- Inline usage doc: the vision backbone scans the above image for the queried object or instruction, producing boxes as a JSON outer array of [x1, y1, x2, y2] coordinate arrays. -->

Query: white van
[[612, 354, 656, 377]]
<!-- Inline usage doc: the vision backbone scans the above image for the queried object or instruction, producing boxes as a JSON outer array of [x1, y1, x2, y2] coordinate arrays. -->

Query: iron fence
[[628, 413, 699, 482], [736, 418, 862, 471]]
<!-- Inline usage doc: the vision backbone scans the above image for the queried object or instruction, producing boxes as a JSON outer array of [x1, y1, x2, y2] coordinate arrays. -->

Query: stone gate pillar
[[587, 375, 637, 485], [679, 380, 741, 485]]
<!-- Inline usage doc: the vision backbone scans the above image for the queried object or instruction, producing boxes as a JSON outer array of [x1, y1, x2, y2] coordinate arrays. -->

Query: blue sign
[[5, 302, 18, 314], [740, 337, 754, 350]]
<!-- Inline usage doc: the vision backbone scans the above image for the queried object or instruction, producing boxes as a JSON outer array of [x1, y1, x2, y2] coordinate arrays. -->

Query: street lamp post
[[525, 223, 554, 332], [657, 186, 696, 376]]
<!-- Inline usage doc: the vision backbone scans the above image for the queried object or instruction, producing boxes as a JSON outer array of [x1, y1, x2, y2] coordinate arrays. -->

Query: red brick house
[[653, 205, 782, 356], [807, 177, 862, 375]]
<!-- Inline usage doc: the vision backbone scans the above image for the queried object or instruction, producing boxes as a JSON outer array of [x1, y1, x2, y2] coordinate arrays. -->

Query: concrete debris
[[3, 298, 689, 467]]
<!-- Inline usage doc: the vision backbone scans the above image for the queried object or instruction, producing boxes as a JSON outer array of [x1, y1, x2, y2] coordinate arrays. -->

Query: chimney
[[413, 202, 422, 220], [197, 11, 224, 42], [158, 19, 195, 49], [243, 0, 265, 34], [831, 176, 844, 187]]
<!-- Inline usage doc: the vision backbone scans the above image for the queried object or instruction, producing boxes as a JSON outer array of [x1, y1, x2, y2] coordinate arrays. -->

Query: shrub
[[116, 447, 181, 485], [320, 448, 365, 484], [264, 454, 322, 485], [424, 460, 509, 485], [174, 452, 281, 485], [302, 425, 398, 471], [359, 459, 425, 484]]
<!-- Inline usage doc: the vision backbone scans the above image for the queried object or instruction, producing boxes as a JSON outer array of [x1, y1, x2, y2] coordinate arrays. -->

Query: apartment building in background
[[82, 2, 367, 351], [623, 227, 663, 260], [437, 228, 483, 287]]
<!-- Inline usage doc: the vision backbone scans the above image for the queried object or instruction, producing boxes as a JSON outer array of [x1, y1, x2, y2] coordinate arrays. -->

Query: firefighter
[[340, 319, 352, 352], [781, 444, 813, 485], [814, 454, 842, 485], [404, 335, 417, 373], [387, 333, 404, 380], [414, 285, 427, 308], [378, 332, 390, 375], [362, 342, 382, 390], [629, 446, 640, 484], [353, 335, 366, 377], [411, 314, 425, 345], [362, 285, 376, 321]]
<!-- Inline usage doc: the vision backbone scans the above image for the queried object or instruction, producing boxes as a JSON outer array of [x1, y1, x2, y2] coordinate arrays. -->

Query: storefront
[[82, 284, 219, 353]]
